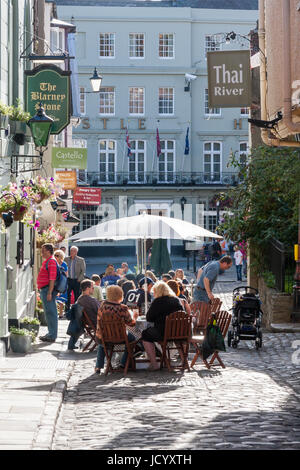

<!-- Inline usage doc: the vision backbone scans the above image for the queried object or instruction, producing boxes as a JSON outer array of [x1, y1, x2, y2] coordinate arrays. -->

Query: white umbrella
[[69, 213, 221, 242], [69, 213, 221, 313]]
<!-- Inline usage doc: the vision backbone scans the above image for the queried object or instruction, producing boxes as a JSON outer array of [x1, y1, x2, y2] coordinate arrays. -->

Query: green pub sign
[[25, 64, 71, 134], [207, 50, 251, 108]]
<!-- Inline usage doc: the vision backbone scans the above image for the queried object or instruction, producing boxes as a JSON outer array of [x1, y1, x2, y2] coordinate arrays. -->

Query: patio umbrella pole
[[144, 237, 148, 315]]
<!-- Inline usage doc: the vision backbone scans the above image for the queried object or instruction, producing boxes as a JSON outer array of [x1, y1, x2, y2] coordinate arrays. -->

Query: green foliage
[[0, 102, 10, 115], [219, 146, 300, 255], [262, 271, 276, 289], [20, 317, 40, 325], [8, 98, 31, 122], [10, 327, 36, 343]]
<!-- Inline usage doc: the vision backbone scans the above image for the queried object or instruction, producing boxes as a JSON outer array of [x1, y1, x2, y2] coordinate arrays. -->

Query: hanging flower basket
[[13, 206, 28, 221]]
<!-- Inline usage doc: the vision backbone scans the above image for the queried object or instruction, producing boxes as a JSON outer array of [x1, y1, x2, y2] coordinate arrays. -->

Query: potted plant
[[19, 316, 40, 335], [0, 102, 9, 130], [9, 327, 34, 353], [8, 99, 31, 135]]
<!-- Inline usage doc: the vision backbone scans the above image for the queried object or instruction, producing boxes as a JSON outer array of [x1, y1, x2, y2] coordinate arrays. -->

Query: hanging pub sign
[[25, 64, 71, 135], [52, 147, 87, 169], [207, 50, 251, 108]]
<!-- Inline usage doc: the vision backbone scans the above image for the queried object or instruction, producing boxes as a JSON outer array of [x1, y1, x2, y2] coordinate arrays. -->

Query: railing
[[76, 171, 240, 187]]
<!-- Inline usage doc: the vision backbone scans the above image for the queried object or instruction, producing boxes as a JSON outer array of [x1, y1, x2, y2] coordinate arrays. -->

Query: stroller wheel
[[256, 330, 262, 349], [232, 341, 238, 349]]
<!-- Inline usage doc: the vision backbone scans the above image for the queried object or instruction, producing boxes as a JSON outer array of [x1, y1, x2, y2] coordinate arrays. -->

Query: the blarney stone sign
[[207, 50, 251, 108], [52, 147, 87, 170], [25, 64, 71, 134]]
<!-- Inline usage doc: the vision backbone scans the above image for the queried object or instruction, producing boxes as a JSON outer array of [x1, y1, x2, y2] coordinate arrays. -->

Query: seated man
[[123, 277, 154, 316], [95, 285, 137, 374], [67, 279, 101, 350]]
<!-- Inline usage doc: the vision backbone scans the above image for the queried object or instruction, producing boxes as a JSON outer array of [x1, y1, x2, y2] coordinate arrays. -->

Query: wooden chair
[[190, 301, 211, 335], [99, 312, 138, 376], [210, 297, 222, 314], [190, 310, 231, 370], [208, 310, 232, 369], [81, 311, 98, 353], [158, 311, 192, 372]]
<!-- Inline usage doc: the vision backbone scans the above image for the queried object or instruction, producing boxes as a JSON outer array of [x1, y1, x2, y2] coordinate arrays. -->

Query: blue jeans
[[192, 286, 209, 303], [236, 265, 242, 281], [96, 332, 135, 369], [40, 286, 58, 340]]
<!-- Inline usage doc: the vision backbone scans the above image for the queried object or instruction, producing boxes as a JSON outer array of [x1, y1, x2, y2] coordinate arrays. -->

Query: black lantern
[[89, 67, 102, 93], [27, 103, 53, 149]]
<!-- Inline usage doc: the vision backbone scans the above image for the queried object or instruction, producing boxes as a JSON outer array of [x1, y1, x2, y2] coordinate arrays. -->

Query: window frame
[[98, 139, 117, 184], [99, 86, 115, 116], [79, 86, 86, 116], [129, 87, 145, 116], [204, 89, 221, 116], [128, 140, 147, 184], [203, 141, 222, 183], [158, 87, 175, 116], [129, 33, 145, 59], [158, 33, 175, 59], [205, 34, 222, 55], [158, 139, 176, 183], [99, 32, 115, 59]]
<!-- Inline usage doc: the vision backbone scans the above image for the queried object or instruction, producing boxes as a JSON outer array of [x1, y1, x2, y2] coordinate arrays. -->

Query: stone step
[[270, 323, 300, 333]]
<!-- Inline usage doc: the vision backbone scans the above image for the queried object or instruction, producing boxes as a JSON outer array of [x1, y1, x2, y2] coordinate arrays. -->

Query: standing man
[[37, 244, 58, 342], [65, 246, 86, 313], [193, 256, 233, 303], [121, 262, 133, 275]]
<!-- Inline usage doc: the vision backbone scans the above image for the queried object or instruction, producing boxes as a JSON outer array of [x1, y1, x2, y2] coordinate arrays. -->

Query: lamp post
[[216, 200, 220, 228], [292, 197, 300, 321], [180, 196, 187, 255]]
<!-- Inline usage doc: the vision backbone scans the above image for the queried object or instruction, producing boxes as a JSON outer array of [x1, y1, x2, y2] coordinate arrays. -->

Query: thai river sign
[[25, 64, 71, 134], [207, 50, 251, 108], [52, 147, 87, 169]]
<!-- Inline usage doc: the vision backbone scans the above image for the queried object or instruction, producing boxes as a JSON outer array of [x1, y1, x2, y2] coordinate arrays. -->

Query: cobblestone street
[[52, 282, 300, 451]]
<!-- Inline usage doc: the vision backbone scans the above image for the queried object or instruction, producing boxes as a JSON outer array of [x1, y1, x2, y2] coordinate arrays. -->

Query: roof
[[51, 0, 258, 9]]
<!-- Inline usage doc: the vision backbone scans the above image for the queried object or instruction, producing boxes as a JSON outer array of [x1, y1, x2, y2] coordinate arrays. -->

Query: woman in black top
[[142, 281, 182, 370]]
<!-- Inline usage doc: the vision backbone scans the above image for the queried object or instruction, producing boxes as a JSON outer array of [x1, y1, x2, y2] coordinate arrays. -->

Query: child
[[91, 274, 103, 302]]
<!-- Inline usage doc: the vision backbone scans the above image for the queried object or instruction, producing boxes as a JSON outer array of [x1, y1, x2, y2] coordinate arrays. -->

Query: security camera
[[185, 73, 197, 81]]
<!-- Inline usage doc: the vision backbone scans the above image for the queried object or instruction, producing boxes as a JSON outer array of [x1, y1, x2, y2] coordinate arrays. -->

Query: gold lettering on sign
[[139, 119, 146, 130], [82, 118, 90, 129], [101, 118, 109, 129]]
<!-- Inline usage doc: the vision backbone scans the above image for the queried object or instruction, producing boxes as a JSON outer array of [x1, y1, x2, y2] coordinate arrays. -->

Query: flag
[[156, 128, 162, 158], [62, 211, 69, 221], [184, 127, 190, 155], [126, 128, 132, 157]]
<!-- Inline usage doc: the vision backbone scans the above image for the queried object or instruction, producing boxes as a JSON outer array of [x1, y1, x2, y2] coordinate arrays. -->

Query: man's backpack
[[46, 259, 68, 294]]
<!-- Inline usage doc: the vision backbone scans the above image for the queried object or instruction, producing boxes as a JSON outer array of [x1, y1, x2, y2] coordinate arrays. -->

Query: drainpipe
[[282, 0, 300, 133], [258, 0, 300, 147]]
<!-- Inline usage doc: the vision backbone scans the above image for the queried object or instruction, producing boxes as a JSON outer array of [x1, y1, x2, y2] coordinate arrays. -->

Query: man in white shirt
[[234, 246, 243, 282]]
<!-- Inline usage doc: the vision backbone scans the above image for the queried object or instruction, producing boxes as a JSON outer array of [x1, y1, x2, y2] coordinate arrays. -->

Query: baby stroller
[[228, 286, 263, 350]]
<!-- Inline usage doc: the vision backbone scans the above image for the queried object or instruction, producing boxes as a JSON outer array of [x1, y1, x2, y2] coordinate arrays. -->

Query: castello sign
[[207, 50, 251, 108], [25, 64, 71, 134]]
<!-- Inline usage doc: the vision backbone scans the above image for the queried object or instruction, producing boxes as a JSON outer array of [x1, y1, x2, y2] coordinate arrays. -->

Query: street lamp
[[89, 67, 102, 93], [27, 102, 54, 151], [180, 197, 187, 218]]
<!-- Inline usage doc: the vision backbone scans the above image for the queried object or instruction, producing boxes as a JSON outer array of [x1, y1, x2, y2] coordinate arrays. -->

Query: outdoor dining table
[[126, 316, 153, 341]]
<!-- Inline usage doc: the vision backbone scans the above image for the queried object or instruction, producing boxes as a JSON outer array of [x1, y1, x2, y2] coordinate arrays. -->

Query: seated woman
[[167, 280, 191, 316], [142, 281, 183, 371], [101, 266, 121, 286], [175, 269, 189, 285], [95, 285, 137, 374]]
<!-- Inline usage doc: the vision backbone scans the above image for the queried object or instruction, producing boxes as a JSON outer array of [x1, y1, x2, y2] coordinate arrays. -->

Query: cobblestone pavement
[[52, 281, 300, 450]]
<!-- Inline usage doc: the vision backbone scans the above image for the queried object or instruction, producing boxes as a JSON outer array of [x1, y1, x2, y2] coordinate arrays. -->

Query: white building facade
[[56, 0, 258, 257]]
